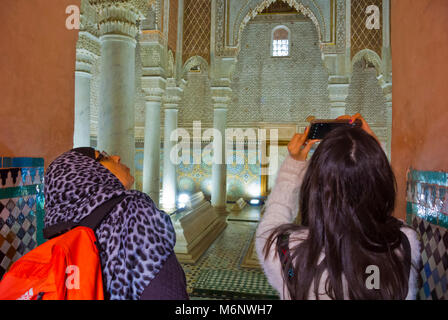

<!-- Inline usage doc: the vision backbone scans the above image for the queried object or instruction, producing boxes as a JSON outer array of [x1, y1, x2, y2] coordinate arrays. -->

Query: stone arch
[[351, 49, 383, 78], [181, 55, 210, 80], [233, 0, 325, 54], [271, 24, 291, 38], [351, 48, 391, 101]]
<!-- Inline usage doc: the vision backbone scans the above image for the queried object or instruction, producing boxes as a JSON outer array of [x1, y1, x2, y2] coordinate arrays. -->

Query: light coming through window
[[273, 39, 289, 56]]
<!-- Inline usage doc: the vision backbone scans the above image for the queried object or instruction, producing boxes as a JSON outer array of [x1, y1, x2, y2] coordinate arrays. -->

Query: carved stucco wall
[[216, 0, 345, 58], [82, 0, 392, 195], [179, 71, 214, 126], [88, 0, 351, 141], [227, 0, 331, 46], [228, 15, 331, 125]]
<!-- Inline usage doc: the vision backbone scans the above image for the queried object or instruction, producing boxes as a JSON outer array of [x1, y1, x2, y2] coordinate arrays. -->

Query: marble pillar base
[[213, 206, 230, 217], [173, 196, 227, 264]]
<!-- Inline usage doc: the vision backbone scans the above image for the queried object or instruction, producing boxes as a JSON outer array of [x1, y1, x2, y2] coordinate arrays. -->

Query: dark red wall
[[0, 0, 80, 167], [391, 0, 448, 219]]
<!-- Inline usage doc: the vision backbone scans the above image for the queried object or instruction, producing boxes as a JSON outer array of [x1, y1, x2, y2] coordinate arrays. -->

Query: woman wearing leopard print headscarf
[[44, 147, 188, 300]]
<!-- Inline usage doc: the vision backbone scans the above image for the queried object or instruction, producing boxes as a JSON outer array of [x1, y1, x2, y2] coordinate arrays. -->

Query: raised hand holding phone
[[288, 127, 320, 162], [337, 113, 380, 143]]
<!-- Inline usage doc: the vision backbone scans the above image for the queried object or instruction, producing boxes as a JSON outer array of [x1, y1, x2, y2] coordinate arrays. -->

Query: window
[[272, 26, 290, 57]]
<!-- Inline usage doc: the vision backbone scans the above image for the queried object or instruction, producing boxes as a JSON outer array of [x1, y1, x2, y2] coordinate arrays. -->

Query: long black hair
[[264, 126, 412, 299]]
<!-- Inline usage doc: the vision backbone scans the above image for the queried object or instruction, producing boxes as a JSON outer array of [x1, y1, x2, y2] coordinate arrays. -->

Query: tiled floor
[[180, 210, 278, 300]]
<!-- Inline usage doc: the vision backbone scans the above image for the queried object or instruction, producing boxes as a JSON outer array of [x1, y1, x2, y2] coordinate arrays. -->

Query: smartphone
[[307, 119, 362, 140]]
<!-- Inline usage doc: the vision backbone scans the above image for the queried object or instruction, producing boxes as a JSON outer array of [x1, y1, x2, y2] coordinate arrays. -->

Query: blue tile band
[[1, 157, 44, 169], [407, 169, 448, 229], [408, 169, 448, 187]]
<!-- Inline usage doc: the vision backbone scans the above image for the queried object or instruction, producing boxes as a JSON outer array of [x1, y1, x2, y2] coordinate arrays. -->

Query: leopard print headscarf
[[44, 149, 176, 299]]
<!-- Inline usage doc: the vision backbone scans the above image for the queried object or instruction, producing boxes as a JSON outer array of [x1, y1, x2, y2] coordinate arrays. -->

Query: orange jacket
[[0, 226, 104, 300]]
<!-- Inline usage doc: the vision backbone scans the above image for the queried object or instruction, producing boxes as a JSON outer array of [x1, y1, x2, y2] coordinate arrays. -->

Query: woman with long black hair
[[256, 114, 421, 300]]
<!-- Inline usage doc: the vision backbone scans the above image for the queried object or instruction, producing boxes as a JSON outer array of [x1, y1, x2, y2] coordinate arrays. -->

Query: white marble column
[[97, 35, 136, 174], [73, 32, 99, 148], [162, 81, 183, 212], [211, 107, 227, 210], [142, 83, 165, 206], [210, 85, 232, 213], [91, 0, 147, 177], [162, 109, 178, 211], [139, 17, 168, 203], [74, 70, 92, 148]]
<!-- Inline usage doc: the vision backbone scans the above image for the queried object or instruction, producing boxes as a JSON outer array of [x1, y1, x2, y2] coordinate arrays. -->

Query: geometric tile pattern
[[0, 157, 45, 280], [351, 0, 383, 59], [178, 71, 213, 125], [134, 148, 261, 202], [182, 0, 211, 64], [0, 197, 38, 279], [180, 220, 278, 300], [193, 269, 278, 300], [410, 215, 448, 300], [228, 17, 331, 124], [406, 169, 448, 229], [406, 169, 448, 300]]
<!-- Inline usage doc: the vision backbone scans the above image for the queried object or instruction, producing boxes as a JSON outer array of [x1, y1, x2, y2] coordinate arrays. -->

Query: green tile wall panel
[[407, 169, 448, 229], [1, 157, 44, 169], [0, 158, 45, 279]]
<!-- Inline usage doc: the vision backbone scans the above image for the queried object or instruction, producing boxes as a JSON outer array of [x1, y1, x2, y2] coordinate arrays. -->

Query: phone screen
[[308, 120, 361, 140]]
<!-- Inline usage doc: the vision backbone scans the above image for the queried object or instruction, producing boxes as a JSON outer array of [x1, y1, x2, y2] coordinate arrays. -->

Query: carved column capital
[[140, 41, 167, 78], [328, 76, 350, 118], [89, 0, 149, 38], [211, 86, 232, 110], [76, 32, 100, 74], [142, 76, 166, 103], [80, 0, 100, 37], [163, 79, 184, 109], [76, 1, 101, 74]]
